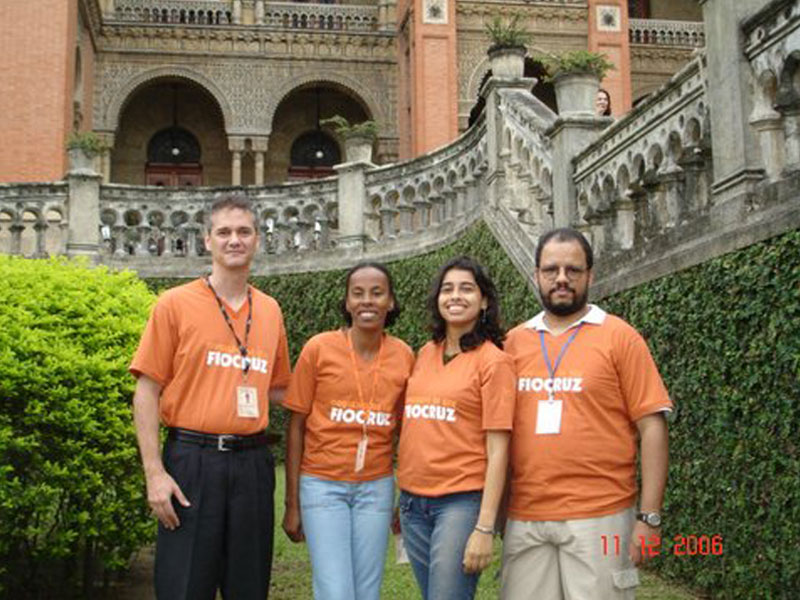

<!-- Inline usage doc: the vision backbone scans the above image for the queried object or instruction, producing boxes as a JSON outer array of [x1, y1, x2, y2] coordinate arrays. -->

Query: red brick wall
[[0, 1, 76, 182]]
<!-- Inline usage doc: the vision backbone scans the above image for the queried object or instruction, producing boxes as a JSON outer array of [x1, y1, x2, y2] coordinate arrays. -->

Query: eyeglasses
[[538, 266, 587, 281]]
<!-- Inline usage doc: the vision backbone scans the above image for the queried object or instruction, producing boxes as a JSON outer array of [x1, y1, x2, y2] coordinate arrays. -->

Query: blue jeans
[[398, 490, 482, 600], [300, 474, 394, 600]]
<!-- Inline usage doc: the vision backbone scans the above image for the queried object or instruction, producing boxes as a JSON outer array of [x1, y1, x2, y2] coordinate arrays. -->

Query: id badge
[[535, 399, 563, 434], [355, 436, 368, 472], [236, 385, 259, 418]]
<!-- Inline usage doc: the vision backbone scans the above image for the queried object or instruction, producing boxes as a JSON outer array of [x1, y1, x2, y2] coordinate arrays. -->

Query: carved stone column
[[781, 108, 800, 171], [232, 0, 242, 24], [254, 0, 265, 25], [33, 222, 48, 258], [396, 200, 415, 236], [252, 136, 269, 185], [112, 225, 127, 257], [615, 191, 636, 250], [750, 110, 785, 181], [9, 224, 23, 255], [229, 136, 246, 186]]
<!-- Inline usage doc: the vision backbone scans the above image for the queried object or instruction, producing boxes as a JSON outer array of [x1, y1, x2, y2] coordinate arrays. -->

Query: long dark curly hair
[[427, 256, 505, 351]]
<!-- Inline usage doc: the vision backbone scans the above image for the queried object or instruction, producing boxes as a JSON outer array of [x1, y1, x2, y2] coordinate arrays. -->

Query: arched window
[[288, 130, 341, 179], [146, 127, 203, 186], [148, 126, 202, 164]]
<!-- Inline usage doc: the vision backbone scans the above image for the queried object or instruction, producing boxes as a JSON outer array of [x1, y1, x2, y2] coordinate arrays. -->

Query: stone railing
[[98, 180, 338, 260], [113, 0, 233, 24], [743, 0, 800, 180], [629, 18, 705, 48], [109, 0, 378, 31], [0, 183, 70, 258], [571, 55, 709, 259], [497, 87, 556, 237], [364, 119, 487, 245], [262, 2, 378, 32]]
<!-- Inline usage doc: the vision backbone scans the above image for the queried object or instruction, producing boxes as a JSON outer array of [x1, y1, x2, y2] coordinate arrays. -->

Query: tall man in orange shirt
[[130, 196, 291, 599], [502, 228, 672, 599]]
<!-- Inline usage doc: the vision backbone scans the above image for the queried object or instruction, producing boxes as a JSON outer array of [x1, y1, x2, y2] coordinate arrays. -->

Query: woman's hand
[[282, 504, 305, 543], [462, 529, 494, 573]]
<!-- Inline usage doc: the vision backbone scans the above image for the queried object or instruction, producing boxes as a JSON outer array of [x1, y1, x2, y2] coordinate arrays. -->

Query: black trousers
[[155, 437, 275, 600]]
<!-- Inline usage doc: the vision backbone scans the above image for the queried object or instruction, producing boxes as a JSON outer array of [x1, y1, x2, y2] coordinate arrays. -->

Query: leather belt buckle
[[217, 434, 236, 452]]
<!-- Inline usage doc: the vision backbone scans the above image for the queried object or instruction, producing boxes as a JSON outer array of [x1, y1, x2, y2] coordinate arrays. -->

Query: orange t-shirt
[[283, 330, 414, 482], [396, 340, 516, 497], [129, 279, 291, 435], [505, 306, 672, 521]]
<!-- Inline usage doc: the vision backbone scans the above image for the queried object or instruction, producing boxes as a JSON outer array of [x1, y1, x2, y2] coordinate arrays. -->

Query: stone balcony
[[108, 0, 381, 32], [629, 18, 705, 48]]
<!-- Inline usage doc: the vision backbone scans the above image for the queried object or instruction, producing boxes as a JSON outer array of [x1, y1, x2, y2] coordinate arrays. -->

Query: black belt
[[168, 428, 271, 452]]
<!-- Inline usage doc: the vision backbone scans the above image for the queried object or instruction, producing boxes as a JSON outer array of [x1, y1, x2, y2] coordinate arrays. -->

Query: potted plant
[[321, 115, 378, 163], [66, 131, 104, 172], [485, 14, 532, 78], [539, 50, 615, 116]]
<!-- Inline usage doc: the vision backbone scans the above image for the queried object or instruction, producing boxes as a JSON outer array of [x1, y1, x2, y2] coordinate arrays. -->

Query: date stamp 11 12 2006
[[601, 534, 724, 560]]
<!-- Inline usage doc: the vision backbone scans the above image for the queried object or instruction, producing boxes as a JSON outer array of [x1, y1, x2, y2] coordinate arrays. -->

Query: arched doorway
[[113, 79, 228, 185], [145, 126, 203, 186], [269, 84, 370, 182]]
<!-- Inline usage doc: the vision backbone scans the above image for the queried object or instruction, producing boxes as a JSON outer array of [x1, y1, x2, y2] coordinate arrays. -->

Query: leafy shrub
[[604, 229, 800, 599], [538, 49, 615, 81], [0, 256, 156, 597], [66, 131, 105, 157], [485, 14, 532, 52], [320, 115, 379, 140]]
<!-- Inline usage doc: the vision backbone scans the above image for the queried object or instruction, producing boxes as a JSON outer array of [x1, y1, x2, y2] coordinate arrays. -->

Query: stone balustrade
[[364, 118, 487, 244], [98, 180, 338, 260], [113, 0, 233, 25], [110, 0, 379, 31], [571, 55, 710, 257], [0, 183, 69, 258], [629, 18, 705, 48], [497, 87, 556, 236], [743, 0, 800, 180], [262, 2, 378, 32]]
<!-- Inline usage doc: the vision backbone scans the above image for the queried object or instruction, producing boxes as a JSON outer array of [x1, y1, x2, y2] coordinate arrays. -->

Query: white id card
[[236, 385, 259, 418], [535, 399, 563, 434], [355, 436, 368, 472]]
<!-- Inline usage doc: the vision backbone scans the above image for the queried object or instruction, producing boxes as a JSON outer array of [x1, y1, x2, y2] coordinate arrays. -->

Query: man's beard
[[541, 285, 589, 317]]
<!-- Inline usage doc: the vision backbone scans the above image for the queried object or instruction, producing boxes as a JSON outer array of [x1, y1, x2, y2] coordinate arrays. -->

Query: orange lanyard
[[345, 329, 385, 436]]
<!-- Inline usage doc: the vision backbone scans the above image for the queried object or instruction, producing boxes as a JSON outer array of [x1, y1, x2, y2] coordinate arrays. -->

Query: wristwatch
[[636, 511, 662, 527]]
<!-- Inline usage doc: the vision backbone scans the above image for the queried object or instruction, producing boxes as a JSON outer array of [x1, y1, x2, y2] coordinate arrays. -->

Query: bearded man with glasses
[[501, 228, 673, 600]]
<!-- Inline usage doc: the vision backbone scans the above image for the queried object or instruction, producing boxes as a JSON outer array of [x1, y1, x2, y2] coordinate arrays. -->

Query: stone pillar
[[378, 0, 395, 32], [547, 116, 611, 228], [334, 161, 372, 250], [781, 109, 800, 171], [749, 110, 784, 181], [232, 0, 242, 24], [699, 0, 766, 202], [252, 136, 269, 186], [254, 0, 265, 25], [615, 192, 636, 250], [66, 152, 102, 258], [9, 224, 23, 255], [33, 223, 48, 258], [231, 152, 242, 186]]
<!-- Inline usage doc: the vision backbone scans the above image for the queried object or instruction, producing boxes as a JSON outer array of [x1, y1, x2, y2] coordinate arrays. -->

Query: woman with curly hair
[[396, 256, 516, 600]]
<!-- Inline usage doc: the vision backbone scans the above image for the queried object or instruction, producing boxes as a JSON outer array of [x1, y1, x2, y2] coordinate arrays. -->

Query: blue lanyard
[[538, 323, 584, 399]]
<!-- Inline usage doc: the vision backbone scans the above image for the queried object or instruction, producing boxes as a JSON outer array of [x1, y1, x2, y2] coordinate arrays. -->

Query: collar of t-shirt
[[523, 304, 607, 333]]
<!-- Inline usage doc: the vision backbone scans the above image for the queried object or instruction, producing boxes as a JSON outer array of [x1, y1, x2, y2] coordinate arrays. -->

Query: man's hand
[[282, 504, 304, 542], [462, 530, 494, 574], [629, 521, 661, 565], [146, 469, 190, 530]]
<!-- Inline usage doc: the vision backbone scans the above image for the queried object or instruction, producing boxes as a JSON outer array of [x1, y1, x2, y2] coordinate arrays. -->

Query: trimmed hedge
[[0, 257, 156, 597], [603, 230, 800, 598]]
